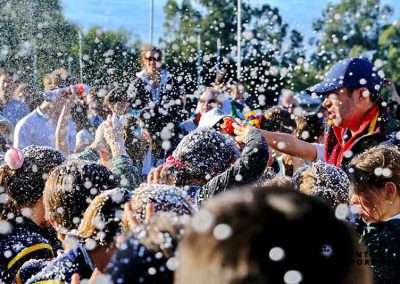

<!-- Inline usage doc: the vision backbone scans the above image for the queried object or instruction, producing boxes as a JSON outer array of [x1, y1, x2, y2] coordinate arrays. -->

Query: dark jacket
[[0, 217, 58, 283], [128, 70, 184, 122], [325, 105, 400, 168], [197, 128, 269, 205], [361, 219, 400, 284], [25, 243, 95, 284], [107, 235, 174, 284]]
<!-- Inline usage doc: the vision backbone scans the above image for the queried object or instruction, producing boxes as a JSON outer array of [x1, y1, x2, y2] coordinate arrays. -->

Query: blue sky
[[62, 0, 400, 45]]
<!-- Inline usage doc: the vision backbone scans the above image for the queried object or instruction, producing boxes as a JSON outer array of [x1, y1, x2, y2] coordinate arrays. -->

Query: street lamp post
[[150, 0, 154, 44], [32, 41, 38, 93], [197, 34, 202, 87], [216, 38, 221, 72], [237, 0, 241, 80], [78, 31, 83, 83]]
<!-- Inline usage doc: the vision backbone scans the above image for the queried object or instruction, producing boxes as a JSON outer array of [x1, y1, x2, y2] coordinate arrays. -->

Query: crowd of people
[[0, 43, 400, 284]]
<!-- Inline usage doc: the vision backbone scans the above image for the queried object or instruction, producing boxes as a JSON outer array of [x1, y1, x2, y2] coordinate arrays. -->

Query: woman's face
[[349, 186, 387, 224], [143, 51, 162, 74]]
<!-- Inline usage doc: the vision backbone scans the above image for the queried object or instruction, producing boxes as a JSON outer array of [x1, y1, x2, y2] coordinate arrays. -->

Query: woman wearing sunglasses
[[128, 44, 185, 122]]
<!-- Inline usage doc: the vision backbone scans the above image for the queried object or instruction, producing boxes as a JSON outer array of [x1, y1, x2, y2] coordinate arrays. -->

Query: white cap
[[198, 108, 229, 128]]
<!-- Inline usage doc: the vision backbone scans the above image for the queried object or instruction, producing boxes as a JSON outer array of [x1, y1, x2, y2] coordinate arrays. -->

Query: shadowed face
[[199, 90, 222, 116]]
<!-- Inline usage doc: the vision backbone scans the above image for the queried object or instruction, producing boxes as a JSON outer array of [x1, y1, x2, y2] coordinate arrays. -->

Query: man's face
[[199, 91, 221, 116], [322, 88, 360, 129], [0, 74, 14, 104], [231, 84, 244, 100]]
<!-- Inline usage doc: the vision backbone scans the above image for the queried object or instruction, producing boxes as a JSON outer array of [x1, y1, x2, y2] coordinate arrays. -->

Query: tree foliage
[[161, 0, 304, 108], [0, 0, 78, 88], [76, 27, 140, 88], [310, 0, 393, 73]]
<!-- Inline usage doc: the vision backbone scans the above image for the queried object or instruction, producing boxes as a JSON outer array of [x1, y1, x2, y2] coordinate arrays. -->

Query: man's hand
[[147, 163, 176, 185], [90, 122, 107, 153], [233, 118, 251, 144], [124, 202, 154, 230], [103, 114, 127, 157]]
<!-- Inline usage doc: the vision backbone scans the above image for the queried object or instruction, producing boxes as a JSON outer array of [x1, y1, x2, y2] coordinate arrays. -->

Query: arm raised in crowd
[[234, 122, 318, 163], [69, 116, 142, 190], [55, 93, 75, 155], [103, 114, 142, 190]]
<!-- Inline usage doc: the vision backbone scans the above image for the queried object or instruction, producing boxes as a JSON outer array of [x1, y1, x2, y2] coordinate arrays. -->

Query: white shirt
[[14, 107, 76, 151], [312, 143, 325, 161], [387, 213, 400, 221]]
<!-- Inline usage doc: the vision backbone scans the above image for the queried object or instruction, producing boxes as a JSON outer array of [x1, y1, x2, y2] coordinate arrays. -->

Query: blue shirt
[[2, 98, 29, 126]]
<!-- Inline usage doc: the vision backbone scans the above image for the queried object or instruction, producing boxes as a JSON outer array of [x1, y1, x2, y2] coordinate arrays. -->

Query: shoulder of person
[[363, 219, 400, 243], [16, 109, 41, 125], [0, 225, 54, 280], [380, 112, 400, 135], [25, 244, 90, 284], [16, 258, 49, 284]]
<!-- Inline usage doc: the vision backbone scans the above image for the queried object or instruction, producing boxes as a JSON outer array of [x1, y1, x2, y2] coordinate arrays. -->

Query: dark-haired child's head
[[0, 146, 65, 213], [296, 112, 325, 143], [104, 86, 129, 116], [263, 106, 296, 134], [129, 183, 194, 224]]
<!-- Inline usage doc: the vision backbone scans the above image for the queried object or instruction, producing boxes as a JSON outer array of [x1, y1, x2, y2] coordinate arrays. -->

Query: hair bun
[[5, 147, 24, 170]]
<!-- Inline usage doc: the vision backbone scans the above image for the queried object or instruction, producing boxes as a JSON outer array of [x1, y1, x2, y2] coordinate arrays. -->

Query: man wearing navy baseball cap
[[235, 58, 400, 168], [306, 58, 400, 167]]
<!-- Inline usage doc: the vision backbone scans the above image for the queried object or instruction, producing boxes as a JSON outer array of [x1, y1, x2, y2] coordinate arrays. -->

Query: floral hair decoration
[[4, 145, 24, 170]]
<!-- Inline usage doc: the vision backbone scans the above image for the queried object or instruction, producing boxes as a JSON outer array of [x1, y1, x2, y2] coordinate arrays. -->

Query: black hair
[[0, 146, 65, 208]]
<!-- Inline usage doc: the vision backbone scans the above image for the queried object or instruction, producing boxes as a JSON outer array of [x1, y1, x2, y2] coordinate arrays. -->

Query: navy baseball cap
[[306, 58, 384, 97]]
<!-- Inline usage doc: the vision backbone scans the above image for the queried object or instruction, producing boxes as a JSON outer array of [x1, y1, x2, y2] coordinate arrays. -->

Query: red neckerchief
[[193, 113, 201, 125], [325, 104, 380, 167]]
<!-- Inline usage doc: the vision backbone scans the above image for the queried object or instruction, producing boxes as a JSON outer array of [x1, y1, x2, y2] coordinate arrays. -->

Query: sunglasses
[[144, 56, 161, 62]]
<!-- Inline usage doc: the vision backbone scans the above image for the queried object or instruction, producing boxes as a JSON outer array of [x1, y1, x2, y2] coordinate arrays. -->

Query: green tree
[[378, 21, 400, 85], [0, 0, 79, 89], [310, 0, 393, 72], [161, 0, 305, 108], [75, 27, 141, 88]]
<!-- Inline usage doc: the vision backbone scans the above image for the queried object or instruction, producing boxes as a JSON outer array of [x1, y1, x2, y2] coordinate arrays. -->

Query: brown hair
[[263, 106, 296, 133], [296, 112, 325, 143], [44, 68, 75, 91], [347, 146, 400, 193], [78, 188, 130, 246], [44, 160, 119, 238], [140, 44, 162, 69], [293, 161, 350, 209], [103, 85, 129, 110], [177, 184, 364, 284], [130, 183, 194, 223]]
